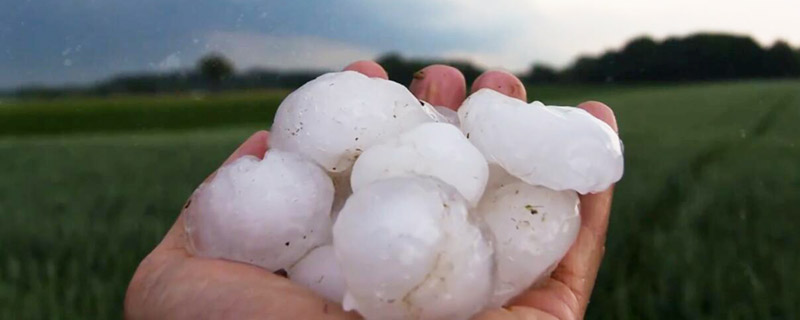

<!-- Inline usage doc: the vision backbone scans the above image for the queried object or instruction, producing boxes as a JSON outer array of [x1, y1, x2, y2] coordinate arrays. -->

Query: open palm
[[125, 61, 618, 320]]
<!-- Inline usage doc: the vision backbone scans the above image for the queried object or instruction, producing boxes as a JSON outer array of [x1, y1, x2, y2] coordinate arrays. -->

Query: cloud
[[204, 32, 377, 71], [1, 0, 799, 88], [520, 0, 800, 65]]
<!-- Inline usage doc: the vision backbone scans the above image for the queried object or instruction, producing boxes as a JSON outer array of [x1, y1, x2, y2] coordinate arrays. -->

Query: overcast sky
[[1, 0, 799, 89]]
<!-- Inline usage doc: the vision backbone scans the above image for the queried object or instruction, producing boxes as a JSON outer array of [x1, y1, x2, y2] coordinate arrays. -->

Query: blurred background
[[1, 0, 798, 318]]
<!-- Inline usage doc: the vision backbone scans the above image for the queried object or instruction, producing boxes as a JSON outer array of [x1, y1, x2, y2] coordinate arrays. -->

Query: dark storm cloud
[[0, 0, 515, 88], [1, 0, 243, 87], [4, 0, 796, 89]]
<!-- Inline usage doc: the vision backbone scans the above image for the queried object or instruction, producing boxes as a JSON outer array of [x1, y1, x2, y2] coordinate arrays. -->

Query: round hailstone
[[459, 88, 624, 194], [271, 71, 433, 173], [288, 245, 346, 304], [333, 176, 493, 320], [350, 122, 488, 206], [477, 181, 580, 307], [185, 150, 334, 271]]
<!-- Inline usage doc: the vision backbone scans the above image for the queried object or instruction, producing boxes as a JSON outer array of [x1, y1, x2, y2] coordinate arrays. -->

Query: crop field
[[1, 80, 798, 319]]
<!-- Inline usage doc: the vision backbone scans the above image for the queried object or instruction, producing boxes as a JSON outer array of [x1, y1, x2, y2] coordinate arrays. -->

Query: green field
[[1, 80, 799, 319]]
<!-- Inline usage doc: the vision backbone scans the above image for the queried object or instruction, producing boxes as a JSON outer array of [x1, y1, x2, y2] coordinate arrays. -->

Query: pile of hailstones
[[185, 71, 624, 320]]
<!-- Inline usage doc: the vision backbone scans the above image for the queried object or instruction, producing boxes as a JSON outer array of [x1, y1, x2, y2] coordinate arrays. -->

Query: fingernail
[[409, 65, 466, 110], [471, 70, 527, 101]]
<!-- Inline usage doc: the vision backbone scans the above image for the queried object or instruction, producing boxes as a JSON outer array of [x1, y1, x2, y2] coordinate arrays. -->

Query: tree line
[[527, 33, 800, 83], [8, 33, 800, 98]]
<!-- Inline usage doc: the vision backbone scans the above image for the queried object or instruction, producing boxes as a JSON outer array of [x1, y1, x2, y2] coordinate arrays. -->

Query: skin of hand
[[124, 61, 618, 320]]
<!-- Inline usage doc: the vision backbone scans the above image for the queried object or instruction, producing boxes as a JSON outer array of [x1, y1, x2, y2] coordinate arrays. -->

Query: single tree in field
[[198, 53, 234, 88]]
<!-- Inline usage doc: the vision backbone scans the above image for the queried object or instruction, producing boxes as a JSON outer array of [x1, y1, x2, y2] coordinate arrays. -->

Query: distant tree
[[524, 64, 559, 83], [563, 56, 602, 82], [377, 53, 420, 86], [680, 34, 764, 80], [616, 36, 658, 81], [764, 41, 800, 77], [559, 33, 800, 83], [198, 53, 234, 87]]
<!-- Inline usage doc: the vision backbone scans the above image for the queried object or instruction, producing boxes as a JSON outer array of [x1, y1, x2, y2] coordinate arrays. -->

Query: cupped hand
[[125, 61, 618, 320]]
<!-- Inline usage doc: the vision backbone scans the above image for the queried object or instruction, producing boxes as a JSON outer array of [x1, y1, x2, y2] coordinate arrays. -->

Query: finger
[[408, 64, 467, 110], [471, 70, 527, 101], [576, 101, 617, 235], [511, 102, 618, 319], [343, 60, 389, 79]]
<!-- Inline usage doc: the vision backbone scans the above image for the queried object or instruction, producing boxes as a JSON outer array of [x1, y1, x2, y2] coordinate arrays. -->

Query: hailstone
[[459, 88, 624, 194], [185, 149, 334, 271], [271, 71, 434, 173], [477, 182, 580, 307], [333, 176, 494, 320], [288, 245, 347, 304], [350, 122, 488, 206]]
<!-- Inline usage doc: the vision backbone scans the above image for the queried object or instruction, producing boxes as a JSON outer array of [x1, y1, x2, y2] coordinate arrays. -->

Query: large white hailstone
[[288, 245, 346, 304], [459, 89, 624, 194], [185, 150, 334, 271], [271, 71, 433, 173], [350, 122, 489, 206], [477, 181, 580, 307], [333, 176, 494, 320]]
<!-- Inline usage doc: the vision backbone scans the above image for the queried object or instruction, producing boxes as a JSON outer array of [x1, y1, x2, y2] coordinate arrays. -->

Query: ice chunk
[[459, 89, 623, 194], [351, 122, 488, 206], [477, 182, 580, 307], [271, 71, 434, 173], [185, 150, 334, 271], [333, 176, 493, 320]]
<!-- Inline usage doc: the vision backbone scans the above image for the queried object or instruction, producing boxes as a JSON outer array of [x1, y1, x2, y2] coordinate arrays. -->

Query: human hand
[[124, 61, 618, 320]]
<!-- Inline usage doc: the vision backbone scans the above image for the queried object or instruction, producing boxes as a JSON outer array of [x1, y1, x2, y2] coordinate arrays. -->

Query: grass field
[[1, 80, 799, 319]]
